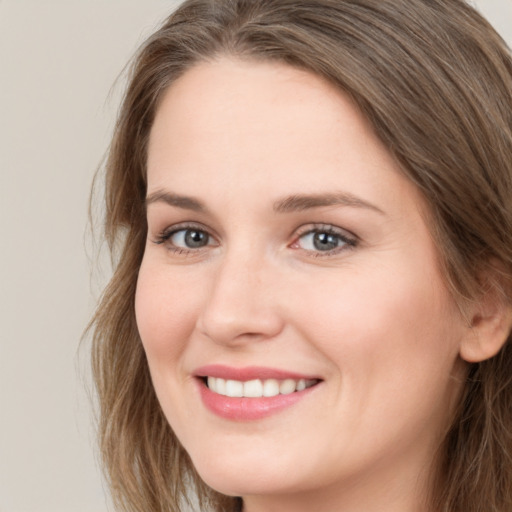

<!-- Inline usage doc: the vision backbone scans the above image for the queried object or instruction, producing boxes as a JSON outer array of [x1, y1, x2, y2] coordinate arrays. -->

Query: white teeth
[[263, 379, 280, 397], [244, 379, 263, 397], [206, 377, 317, 397], [216, 377, 226, 395], [225, 379, 243, 397], [279, 378, 296, 395]]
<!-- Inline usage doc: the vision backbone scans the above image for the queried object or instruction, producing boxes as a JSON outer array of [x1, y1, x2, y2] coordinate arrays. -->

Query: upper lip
[[194, 364, 321, 381]]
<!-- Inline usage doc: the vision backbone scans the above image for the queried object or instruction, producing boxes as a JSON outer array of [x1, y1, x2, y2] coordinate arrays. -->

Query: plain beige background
[[0, 1, 510, 511]]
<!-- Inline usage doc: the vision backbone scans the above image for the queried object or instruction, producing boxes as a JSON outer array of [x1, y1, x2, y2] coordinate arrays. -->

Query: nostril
[[197, 313, 284, 347]]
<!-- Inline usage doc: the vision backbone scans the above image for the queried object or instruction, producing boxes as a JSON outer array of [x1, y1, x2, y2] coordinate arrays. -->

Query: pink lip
[[194, 365, 322, 421], [194, 364, 319, 381]]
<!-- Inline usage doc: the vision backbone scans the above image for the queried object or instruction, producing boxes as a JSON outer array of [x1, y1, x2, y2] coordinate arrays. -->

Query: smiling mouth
[[203, 377, 320, 398]]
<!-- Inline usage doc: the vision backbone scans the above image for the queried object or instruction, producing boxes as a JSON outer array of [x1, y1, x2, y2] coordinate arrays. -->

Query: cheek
[[134, 260, 199, 365], [292, 258, 464, 399], [135, 263, 205, 438], [290, 263, 466, 466]]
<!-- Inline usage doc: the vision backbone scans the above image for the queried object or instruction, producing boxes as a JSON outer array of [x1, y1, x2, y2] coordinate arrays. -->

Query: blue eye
[[295, 227, 356, 254], [170, 228, 210, 249], [154, 225, 216, 252]]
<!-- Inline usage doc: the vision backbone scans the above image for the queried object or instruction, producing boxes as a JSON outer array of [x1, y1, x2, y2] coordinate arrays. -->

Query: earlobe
[[459, 278, 512, 363]]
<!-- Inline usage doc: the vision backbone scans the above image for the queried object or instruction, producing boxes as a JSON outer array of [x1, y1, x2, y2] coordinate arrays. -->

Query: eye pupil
[[313, 232, 339, 251], [185, 230, 208, 248]]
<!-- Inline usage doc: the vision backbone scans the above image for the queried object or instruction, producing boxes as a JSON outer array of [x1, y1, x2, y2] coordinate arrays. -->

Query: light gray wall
[[0, 2, 180, 512], [0, 1, 510, 511]]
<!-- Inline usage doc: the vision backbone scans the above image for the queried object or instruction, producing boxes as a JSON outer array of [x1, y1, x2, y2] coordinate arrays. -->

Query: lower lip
[[197, 380, 318, 421]]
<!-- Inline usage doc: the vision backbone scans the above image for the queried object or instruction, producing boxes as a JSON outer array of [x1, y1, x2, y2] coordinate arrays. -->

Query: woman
[[90, 0, 512, 511]]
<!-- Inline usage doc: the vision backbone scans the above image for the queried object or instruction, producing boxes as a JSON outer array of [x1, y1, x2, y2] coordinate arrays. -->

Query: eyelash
[[291, 224, 357, 257], [152, 223, 215, 255], [152, 222, 358, 257]]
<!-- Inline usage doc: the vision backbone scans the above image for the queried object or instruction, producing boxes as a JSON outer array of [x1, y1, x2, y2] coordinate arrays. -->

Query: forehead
[[148, 58, 354, 164], [146, 57, 423, 219], [152, 57, 346, 126]]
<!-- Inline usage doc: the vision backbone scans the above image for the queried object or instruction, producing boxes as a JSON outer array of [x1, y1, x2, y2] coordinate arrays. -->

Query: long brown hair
[[89, 1, 512, 510]]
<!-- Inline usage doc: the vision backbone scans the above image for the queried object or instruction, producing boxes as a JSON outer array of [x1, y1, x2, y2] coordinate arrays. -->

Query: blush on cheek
[[135, 270, 200, 363], [135, 276, 171, 357]]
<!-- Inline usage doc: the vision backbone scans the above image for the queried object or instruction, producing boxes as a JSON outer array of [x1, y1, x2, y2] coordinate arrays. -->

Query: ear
[[459, 268, 512, 363]]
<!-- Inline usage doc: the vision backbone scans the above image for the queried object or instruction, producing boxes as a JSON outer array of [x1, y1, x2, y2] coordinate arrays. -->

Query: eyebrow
[[273, 192, 385, 215], [145, 189, 385, 216], [145, 190, 208, 212]]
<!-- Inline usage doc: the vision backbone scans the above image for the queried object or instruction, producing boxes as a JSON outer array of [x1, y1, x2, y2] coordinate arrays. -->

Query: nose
[[196, 251, 285, 347]]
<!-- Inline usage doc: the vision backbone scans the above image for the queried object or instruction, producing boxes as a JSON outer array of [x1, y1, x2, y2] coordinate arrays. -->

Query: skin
[[136, 58, 472, 512]]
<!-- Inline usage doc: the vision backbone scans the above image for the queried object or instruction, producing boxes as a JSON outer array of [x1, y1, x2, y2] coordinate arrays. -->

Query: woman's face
[[136, 58, 469, 509]]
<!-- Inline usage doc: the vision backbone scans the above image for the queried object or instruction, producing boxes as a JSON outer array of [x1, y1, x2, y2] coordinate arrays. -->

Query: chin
[[190, 451, 304, 498], [200, 475, 296, 500]]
